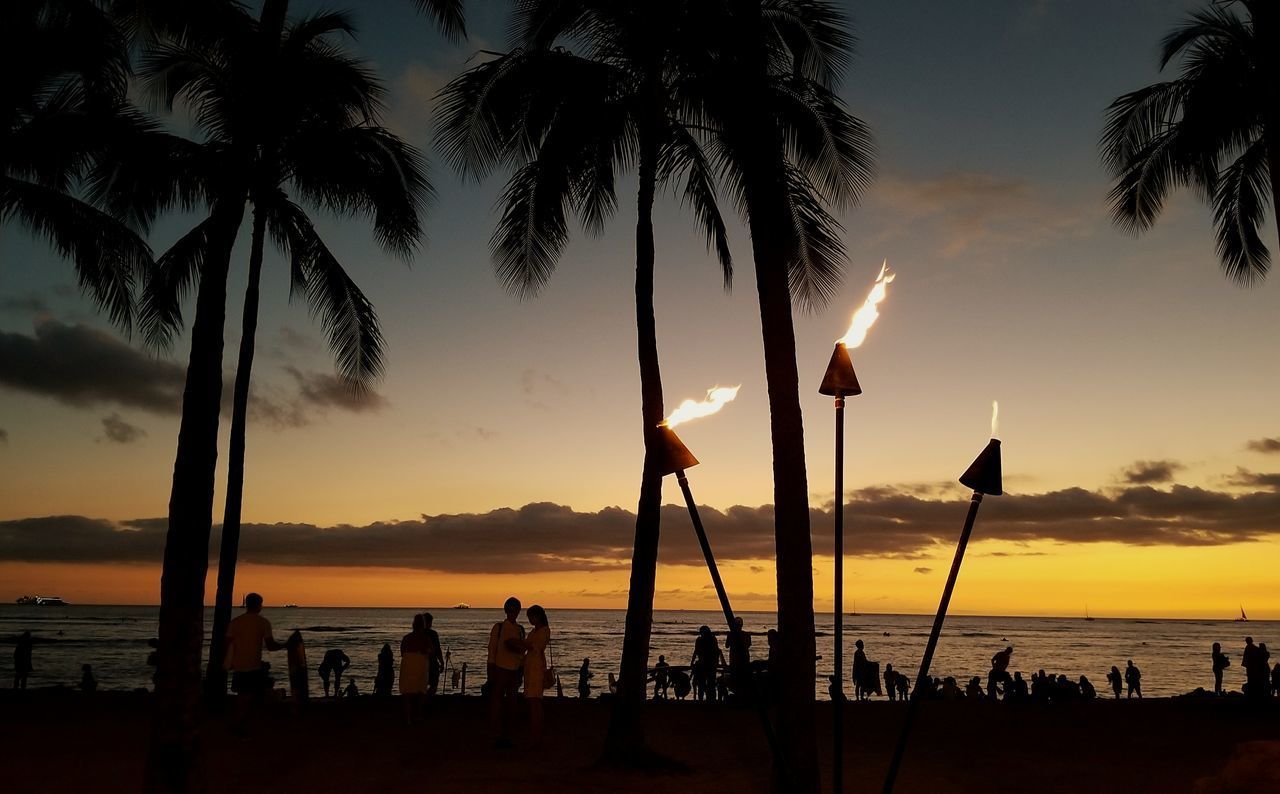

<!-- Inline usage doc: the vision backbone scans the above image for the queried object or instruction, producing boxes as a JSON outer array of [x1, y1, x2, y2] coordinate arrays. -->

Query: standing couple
[[487, 596, 552, 749]]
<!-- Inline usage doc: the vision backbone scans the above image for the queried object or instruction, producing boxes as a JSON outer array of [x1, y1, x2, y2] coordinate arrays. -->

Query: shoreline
[[3, 690, 1278, 792]]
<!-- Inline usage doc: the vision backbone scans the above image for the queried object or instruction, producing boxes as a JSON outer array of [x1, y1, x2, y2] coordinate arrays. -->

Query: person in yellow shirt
[[486, 596, 525, 748], [224, 593, 284, 733]]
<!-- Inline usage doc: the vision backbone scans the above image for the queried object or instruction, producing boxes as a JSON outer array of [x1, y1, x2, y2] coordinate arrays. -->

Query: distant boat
[[1236, 606, 1248, 622], [16, 595, 69, 606], [1084, 605, 1095, 622], [452, 603, 470, 610], [282, 604, 299, 609]]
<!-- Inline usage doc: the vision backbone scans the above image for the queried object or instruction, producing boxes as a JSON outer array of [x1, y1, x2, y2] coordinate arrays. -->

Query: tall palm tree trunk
[[746, 169, 819, 792], [204, 207, 267, 700], [607, 130, 665, 759], [147, 198, 244, 793]]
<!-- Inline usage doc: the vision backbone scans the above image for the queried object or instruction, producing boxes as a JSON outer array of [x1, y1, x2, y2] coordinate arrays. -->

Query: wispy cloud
[[1120, 459, 1183, 484], [1246, 437, 1280, 454], [99, 414, 146, 445]]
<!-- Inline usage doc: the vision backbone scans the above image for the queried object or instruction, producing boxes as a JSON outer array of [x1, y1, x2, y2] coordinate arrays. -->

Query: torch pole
[[881, 491, 984, 794], [833, 395, 845, 794], [675, 469, 782, 765]]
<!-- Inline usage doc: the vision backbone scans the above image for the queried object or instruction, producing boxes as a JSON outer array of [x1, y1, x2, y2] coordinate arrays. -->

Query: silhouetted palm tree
[[681, 1, 873, 788], [435, 0, 731, 759], [95, 1, 427, 785], [1, 0, 152, 329], [1103, 0, 1279, 284]]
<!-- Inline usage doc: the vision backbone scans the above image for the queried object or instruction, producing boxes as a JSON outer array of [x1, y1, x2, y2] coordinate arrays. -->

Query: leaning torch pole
[[881, 406, 1003, 794], [821, 262, 893, 793], [652, 386, 781, 767]]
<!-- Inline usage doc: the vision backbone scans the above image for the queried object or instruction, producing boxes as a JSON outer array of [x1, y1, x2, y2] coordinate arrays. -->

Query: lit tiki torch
[[819, 261, 893, 793], [882, 402, 1003, 794], [652, 386, 781, 761]]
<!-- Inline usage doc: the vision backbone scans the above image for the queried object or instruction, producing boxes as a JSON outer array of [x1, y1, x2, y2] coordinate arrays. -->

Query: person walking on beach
[[989, 646, 1014, 701], [577, 657, 593, 699], [1107, 666, 1123, 699], [401, 614, 430, 723], [1125, 660, 1142, 699], [654, 655, 670, 699], [375, 643, 395, 697], [487, 596, 525, 748], [286, 630, 308, 708], [884, 663, 898, 702], [691, 626, 723, 702], [13, 631, 33, 689], [319, 648, 351, 698], [422, 613, 444, 696], [224, 593, 284, 734], [1212, 642, 1231, 695], [520, 605, 551, 748]]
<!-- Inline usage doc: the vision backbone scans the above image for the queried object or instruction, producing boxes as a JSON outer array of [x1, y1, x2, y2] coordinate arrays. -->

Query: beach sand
[[2, 690, 1278, 792]]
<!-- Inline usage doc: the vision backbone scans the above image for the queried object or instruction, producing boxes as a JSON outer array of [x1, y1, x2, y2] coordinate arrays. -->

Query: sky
[[2, 0, 1278, 617]]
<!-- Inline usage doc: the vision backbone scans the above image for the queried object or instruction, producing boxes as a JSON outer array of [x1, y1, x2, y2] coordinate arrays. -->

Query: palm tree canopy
[[434, 0, 734, 298], [117, 6, 429, 388], [1102, 0, 1277, 285], [413, 0, 466, 41], [1, 0, 154, 331]]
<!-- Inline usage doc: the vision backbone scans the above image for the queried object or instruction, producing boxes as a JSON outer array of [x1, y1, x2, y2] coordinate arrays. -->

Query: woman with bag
[[521, 605, 552, 748]]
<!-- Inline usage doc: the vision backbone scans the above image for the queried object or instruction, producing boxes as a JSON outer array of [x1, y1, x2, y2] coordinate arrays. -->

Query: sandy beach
[[2, 690, 1278, 792]]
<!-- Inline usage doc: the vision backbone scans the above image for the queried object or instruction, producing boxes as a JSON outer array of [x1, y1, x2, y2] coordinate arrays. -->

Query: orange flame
[[662, 385, 741, 429], [991, 400, 1000, 439], [837, 261, 895, 349]]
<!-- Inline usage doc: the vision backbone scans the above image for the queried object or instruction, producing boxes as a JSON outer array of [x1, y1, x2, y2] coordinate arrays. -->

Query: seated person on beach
[[79, 664, 97, 692], [671, 668, 692, 700], [965, 677, 984, 700], [941, 676, 963, 700], [1125, 660, 1142, 699], [1010, 671, 1028, 700], [828, 674, 846, 702], [1079, 675, 1097, 700], [654, 655, 670, 699], [319, 648, 351, 698], [343, 679, 359, 698], [225, 592, 285, 732], [487, 596, 525, 748], [988, 646, 1013, 700]]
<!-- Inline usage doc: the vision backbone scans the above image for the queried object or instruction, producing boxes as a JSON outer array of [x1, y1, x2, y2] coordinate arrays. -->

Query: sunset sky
[[1, 0, 1277, 617]]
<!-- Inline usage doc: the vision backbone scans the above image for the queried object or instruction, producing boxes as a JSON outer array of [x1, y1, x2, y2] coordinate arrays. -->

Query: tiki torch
[[820, 262, 893, 794], [653, 386, 780, 761], [881, 402, 1003, 794]]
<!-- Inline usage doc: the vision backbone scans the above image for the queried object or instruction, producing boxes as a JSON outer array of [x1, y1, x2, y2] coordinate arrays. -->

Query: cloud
[[869, 171, 1092, 257], [0, 320, 185, 413], [284, 367, 388, 413], [1246, 437, 1280, 454], [913, 567, 933, 575], [99, 414, 146, 444], [1225, 468, 1280, 492], [0, 294, 50, 313], [6, 477, 1280, 573], [1120, 459, 1184, 484]]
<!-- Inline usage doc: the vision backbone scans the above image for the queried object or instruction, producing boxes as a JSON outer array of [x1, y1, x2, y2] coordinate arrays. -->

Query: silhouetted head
[[20, 631, 30, 640], [1006, 646, 1013, 654], [82, 664, 92, 672], [1127, 659, 1134, 666], [503, 597, 521, 619], [1246, 636, 1254, 644], [421, 612, 433, 628], [767, 629, 778, 646], [699, 625, 711, 637], [658, 655, 665, 663], [528, 604, 547, 627], [734, 617, 744, 629], [582, 658, 590, 667], [1014, 672, 1023, 680], [381, 643, 392, 655], [1111, 666, 1120, 674], [855, 640, 864, 649], [1213, 642, 1221, 652], [885, 663, 893, 672], [1261, 643, 1268, 652], [412, 613, 425, 632], [244, 593, 263, 612]]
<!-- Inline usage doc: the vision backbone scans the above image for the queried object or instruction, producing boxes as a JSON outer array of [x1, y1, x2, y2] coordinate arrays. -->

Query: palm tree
[[435, 0, 731, 759], [1, 0, 152, 329], [1102, 0, 1279, 284], [94, 1, 427, 785], [680, 1, 873, 788]]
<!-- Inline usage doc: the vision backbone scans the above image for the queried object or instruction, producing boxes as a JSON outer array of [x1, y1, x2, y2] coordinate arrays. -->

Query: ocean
[[1, 605, 1273, 698]]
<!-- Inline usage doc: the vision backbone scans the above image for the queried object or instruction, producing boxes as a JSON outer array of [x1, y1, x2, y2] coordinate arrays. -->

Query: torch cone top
[[653, 424, 700, 477], [959, 438, 1003, 496], [818, 343, 862, 397]]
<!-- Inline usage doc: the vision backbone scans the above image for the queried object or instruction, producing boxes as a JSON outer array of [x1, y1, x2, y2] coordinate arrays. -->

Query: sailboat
[[1235, 606, 1248, 622], [1084, 605, 1095, 622]]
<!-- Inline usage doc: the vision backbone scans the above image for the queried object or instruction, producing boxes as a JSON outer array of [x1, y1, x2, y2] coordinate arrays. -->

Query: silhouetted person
[[374, 643, 394, 697], [884, 663, 898, 702], [422, 613, 444, 696], [1079, 675, 1096, 700], [1011, 671, 1028, 700], [671, 668, 692, 700], [725, 617, 751, 697], [1212, 642, 1230, 695], [654, 655, 670, 699], [577, 657, 593, 699], [401, 615, 430, 722], [1243, 637, 1268, 700], [286, 630, 308, 707], [487, 596, 525, 748], [1271, 662, 1280, 698], [691, 625, 723, 702], [146, 637, 159, 687], [851, 639, 875, 700], [828, 674, 846, 702], [319, 648, 351, 698], [895, 673, 910, 701], [1125, 660, 1142, 699], [1107, 666, 1123, 699], [343, 679, 358, 698], [225, 593, 284, 734], [941, 676, 963, 701], [965, 676, 984, 700], [988, 645, 1013, 701], [1256, 643, 1272, 699], [13, 631, 33, 689], [520, 605, 550, 748], [79, 664, 97, 692]]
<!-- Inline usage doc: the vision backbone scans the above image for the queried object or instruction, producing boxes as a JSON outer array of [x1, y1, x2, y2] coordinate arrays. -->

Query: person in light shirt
[[224, 592, 284, 733], [486, 596, 525, 748]]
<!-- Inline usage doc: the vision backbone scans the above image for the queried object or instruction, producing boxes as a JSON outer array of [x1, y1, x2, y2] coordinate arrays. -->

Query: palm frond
[[491, 159, 575, 298], [780, 163, 846, 312], [762, 0, 853, 86], [1212, 138, 1271, 285], [140, 213, 225, 348], [659, 125, 733, 287], [414, 0, 467, 42], [774, 74, 875, 211]]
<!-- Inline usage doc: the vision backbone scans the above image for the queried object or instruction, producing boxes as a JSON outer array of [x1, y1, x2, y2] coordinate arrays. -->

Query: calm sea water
[[1, 606, 1273, 698]]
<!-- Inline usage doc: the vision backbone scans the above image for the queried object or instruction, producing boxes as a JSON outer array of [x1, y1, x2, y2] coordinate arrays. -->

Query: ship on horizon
[[15, 595, 69, 606]]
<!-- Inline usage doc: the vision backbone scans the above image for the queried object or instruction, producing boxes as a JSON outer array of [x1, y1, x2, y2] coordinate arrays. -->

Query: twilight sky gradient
[[1, 0, 1277, 616]]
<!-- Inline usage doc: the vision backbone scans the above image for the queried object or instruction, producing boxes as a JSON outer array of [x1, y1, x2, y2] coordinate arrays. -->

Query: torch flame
[[836, 261, 895, 349], [662, 385, 741, 429], [991, 400, 999, 439]]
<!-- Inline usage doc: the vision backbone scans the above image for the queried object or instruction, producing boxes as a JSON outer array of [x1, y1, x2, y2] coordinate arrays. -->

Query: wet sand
[[2, 690, 1278, 792]]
